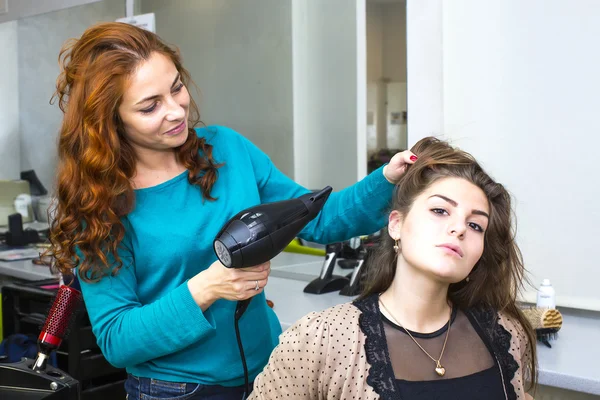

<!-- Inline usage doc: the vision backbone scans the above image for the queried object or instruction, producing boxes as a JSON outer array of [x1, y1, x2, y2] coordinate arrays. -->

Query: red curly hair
[[47, 22, 221, 282]]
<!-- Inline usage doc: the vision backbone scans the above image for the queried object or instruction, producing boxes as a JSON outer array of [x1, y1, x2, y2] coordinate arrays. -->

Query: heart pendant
[[435, 365, 446, 377]]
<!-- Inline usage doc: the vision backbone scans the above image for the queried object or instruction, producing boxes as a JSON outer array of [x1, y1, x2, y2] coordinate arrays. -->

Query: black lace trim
[[353, 295, 401, 400], [467, 308, 518, 400]]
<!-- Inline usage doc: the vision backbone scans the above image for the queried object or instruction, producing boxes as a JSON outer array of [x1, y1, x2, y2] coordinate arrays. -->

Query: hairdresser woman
[[46, 22, 417, 400]]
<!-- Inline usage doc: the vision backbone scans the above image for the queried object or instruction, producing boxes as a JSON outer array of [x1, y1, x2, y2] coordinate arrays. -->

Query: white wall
[[406, 0, 443, 140], [408, 0, 600, 311], [0, 20, 19, 180], [293, 0, 367, 190]]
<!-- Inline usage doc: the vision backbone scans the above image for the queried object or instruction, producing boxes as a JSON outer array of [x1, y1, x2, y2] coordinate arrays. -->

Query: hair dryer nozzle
[[300, 186, 332, 218], [307, 186, 333, 203]]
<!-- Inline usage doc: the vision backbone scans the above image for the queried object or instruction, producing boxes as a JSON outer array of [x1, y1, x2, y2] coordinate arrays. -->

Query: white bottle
[[536, 279, 556, 309], [14, 193, 32, 219]]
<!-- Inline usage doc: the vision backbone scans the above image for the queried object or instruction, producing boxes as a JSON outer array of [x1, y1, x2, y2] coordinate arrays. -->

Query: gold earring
[[393, 239, 399, 252], [465, 276, 470, 283]]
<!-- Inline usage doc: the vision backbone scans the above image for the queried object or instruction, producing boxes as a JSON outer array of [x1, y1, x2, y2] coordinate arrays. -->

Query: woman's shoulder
[[497, 310, 529, 346], [194, 125, 244, 144], [497, 310, 523, 327], [466, 306, 526, 332], [193, 125, 253, 163], [287, 302, 362, 336], [468, 307, 531, 358]]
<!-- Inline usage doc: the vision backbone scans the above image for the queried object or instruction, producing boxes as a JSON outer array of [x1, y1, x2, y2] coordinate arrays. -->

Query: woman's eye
[[140, 103, 157, 114], [173, 82, 184, 93], [431, 208, 448, 216], [469, 222, 484, 232]]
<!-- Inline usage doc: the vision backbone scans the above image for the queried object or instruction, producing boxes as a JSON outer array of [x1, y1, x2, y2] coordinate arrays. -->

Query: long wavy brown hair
[[361, 137, 537, 391], [46, 22, 221, 282]]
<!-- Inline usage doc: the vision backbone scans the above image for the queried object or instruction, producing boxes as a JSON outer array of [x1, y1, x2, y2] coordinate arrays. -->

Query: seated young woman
[[248, 137, 537, 400]]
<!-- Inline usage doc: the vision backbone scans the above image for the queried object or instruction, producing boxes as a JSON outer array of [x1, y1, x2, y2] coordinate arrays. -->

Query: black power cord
[[234, 299, 252, 399]]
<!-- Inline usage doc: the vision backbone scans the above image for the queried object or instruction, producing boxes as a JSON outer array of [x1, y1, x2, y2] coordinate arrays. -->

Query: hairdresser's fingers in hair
[[405, 150, 418, 163], [383, 150, 418, 184], [393, 149, 418, 165]]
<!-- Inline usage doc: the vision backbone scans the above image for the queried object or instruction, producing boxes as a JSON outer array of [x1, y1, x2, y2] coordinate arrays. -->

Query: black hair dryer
[[213, 186, 333, 318], [213, 186, 332, 399]]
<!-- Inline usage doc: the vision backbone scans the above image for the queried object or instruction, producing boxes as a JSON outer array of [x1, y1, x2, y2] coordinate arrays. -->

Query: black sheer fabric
[[382, 308, 493, 380], [381, 308, 505, 399], [395, 367, 505, 400]]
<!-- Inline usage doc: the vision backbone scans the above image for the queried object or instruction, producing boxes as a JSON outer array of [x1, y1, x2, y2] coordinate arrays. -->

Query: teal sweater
[[79, 126, 394, 386]]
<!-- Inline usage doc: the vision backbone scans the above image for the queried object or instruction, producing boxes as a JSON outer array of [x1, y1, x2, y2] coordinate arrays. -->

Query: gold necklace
[[379, 297, 452, 377]]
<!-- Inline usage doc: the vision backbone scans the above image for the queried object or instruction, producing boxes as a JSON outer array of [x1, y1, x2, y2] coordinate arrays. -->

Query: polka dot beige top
[[249, 295, 533, 400]]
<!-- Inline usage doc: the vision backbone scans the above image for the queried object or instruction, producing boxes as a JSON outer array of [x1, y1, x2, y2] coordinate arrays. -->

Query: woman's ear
[[388, 210, 403, 240]]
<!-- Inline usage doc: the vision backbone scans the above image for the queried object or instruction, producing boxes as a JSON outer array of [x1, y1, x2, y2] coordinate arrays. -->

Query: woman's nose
[[165, 97, 185, 121], [448, 219, 467, 237]]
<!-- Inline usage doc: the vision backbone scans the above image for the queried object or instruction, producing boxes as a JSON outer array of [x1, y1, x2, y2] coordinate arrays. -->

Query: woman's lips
[[437, 244, 463, 258], [164, 121, 186, 136]]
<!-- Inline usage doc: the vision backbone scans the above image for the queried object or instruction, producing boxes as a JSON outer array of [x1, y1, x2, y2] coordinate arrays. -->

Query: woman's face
[[118, 52, 190, 153], [389, 177, 490, 283]]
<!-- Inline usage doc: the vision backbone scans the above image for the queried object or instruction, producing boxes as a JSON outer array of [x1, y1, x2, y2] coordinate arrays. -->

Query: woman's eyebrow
[[429, 194, 489, 219]]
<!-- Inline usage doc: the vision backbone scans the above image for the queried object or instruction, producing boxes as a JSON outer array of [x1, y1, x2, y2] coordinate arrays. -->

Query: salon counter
[[0, 258, 56, 282]]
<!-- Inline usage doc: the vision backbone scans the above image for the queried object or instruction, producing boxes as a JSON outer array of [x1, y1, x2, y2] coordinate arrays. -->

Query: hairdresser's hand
[[383, 150, 418, 184], [188, 260, 271, 311]]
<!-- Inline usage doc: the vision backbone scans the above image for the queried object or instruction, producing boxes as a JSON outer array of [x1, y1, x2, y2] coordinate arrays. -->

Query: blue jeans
[[124, 374, 250, 400]]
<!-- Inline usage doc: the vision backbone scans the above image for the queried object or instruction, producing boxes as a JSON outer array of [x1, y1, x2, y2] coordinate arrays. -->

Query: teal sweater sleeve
[[238, 131, 394, 243], [78, 231, 216, 368]]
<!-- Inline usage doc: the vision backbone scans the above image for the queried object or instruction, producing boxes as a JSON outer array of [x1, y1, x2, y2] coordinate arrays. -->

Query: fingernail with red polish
[[410, 155, 418, 161]]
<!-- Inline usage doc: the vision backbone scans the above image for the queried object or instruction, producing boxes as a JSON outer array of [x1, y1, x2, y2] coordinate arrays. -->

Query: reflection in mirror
[[141, 0, 298, 181], [3, 0, 402, 195], [366, 0, 407, 174], [0, 18, 20, 181], [142, 0, 369, 191]]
